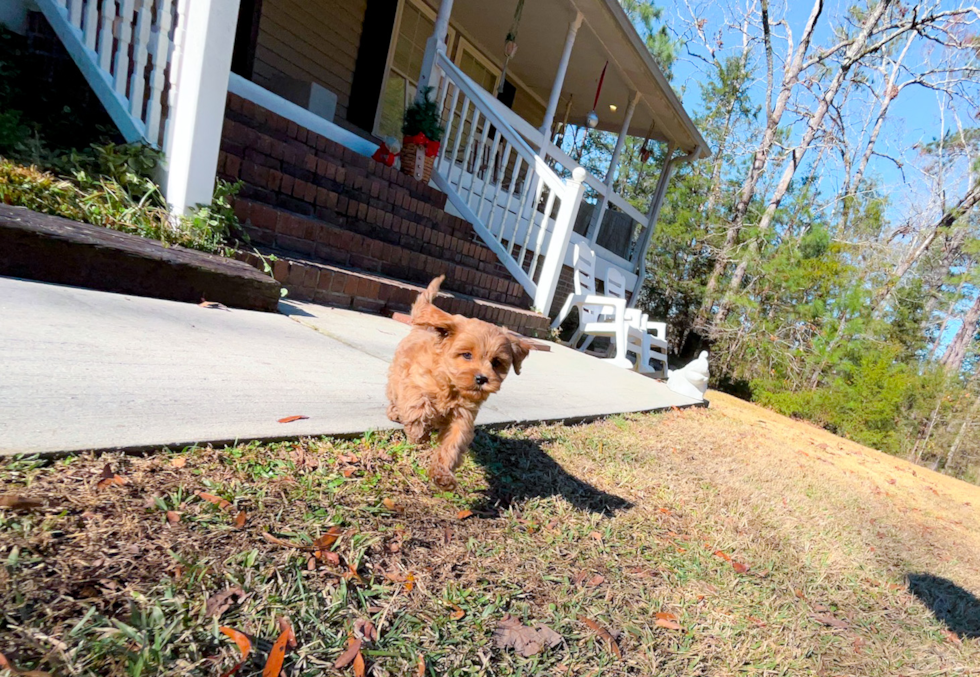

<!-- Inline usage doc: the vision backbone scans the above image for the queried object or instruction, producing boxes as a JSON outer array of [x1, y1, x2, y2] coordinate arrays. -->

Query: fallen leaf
[[342, 467, 357, 478], [494, 614, 563, 657], [456, 509, 473, 520], [344, 564, 367, 585], [794, 588, 806, 599], [382, 498, 404, 513], [262, 532, 318, 550], [196, 492, 232, 510], [263, 628, 290, 677], [586, 574, 605, 587], [417, 654, 426, 676], [0, 495, 44, 511], [658, 507, 671, 514], [97, 464, 126, 490], [449, 604, 465, 621], [278, 415, 309, 424], [655, 612, 677, 621], [166, 511, 181, 524], [0, 652, 51, 677], [944, 629, 963, 645], [324, 551, 341, 565], [219, 626, 253, 659], [334, 637, 363, 669], [277, 616, 298, 650], [578, 617, 621, 659], [353, 651, 366, 677], [732, 561, 750, 574], [234, 511, 247, 528], [588, 531, 603, 542], [809, 613, 848, 629], [655, 618, 683, 630], [314, 525, 343, 552], [354, 619, 378, 642], [170, 457, 187, 468], [713, 550, 731, 561], [206, 587, 246, 617], [747, 615, 766, 627], [404, 572, 415, 592]]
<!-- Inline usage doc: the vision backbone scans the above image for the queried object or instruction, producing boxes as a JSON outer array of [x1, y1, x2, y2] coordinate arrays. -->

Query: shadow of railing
[[468, 430, 632, 517], [907, 573, 980, 639]]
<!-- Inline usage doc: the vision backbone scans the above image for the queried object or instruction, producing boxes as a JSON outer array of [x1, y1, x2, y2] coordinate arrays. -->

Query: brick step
[[234, 198, 529, 306], [237, 249, 550, 338]]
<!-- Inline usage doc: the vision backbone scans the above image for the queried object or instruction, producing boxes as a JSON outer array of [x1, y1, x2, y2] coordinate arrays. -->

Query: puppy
[[386, 276, 531, 490]]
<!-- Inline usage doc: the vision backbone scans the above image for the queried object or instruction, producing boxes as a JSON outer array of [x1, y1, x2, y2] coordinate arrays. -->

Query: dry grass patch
[[1, 393, 978, 676]]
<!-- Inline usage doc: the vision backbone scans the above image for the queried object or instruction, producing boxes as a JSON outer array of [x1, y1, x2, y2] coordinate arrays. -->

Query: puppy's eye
[[460, 352, 472, 360], [491, 358, 503, 369]]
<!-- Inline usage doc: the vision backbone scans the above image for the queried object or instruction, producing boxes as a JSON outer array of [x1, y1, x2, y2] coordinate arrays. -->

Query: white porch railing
[[431, 50, 586, 314], [34, 0, 187, 148]]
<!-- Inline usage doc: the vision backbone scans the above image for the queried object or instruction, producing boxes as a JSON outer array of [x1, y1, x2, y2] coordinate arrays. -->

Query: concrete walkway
[[0, 276, 702, 455]]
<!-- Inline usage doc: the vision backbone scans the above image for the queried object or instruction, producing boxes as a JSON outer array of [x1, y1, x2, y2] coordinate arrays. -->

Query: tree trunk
[[945, 388, 980, 472], [939, 291, 980, 373]]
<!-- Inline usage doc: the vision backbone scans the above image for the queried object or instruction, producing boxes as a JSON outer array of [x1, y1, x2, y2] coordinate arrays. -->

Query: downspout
[[629, 146, 697, 305]]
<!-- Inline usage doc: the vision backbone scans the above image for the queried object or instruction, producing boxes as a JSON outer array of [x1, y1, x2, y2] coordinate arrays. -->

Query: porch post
[[540, 11, 583, 144], [629, 144, 677, 305], [163, 0, 241, 215], [416, 0, 455, 98], [588, 90, 639, 244]]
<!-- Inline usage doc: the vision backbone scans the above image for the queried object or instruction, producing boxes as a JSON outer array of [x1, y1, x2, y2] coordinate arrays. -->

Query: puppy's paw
[[428, 463, 459, 492], [386, 403, 402, 424]]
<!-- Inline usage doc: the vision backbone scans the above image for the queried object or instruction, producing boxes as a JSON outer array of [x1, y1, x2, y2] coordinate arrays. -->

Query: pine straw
[[1, 393, 979, 676]]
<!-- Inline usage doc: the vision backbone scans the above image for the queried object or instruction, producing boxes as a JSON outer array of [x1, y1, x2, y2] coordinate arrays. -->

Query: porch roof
[[446, 0, 710, 158]]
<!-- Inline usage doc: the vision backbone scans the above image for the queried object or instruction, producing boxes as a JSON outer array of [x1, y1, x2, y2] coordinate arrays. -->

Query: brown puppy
[[386, 276, 531, 490]]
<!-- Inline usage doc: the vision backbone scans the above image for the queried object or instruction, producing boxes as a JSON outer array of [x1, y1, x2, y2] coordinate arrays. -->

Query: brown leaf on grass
[[457, 510, 474, 520], [354, 619, 378, 642], [578, 617, 621, 659], [494, 614, 563, 657], [655, 612, 677, 621], [234, 511, 247, 528], [417, 654, 426, 676], [626, 566, 658, 578], [809, 613, 848, 629], [262, 628, 290, 677], [794, 588, 806, 599], [713, 550, 731, 562], [732, 561, 750, 574], [382, 498, 404, 513], [0, 652, 52, 677], [343, 564, 367, 585], [206, 587, 246, 617], [404, 572, 415, 592], [324, 551, 340, 566], [0, 495, 44, 511], [277, 617, 298, 650], [586, 574, 605, 587], [261, 532, 319, 551], [588, 531, 603, 542], [654, 618, 683, 630], [658, 507, 671, 514], [342, 466, 357, 478], [334, 637, 363, 669], [170, 457, 187, 468], [944, 629, 963, 645], [166, 511, 181, 524], [219, 626, 253, 659], [338, 453, 359, 464], [277, 415, 309, 423], [97, 464, 127, 490], [449, 604, 465, 621], [196, 492, 232, 510], [353, 651, 366, 677], [747, 615, 767, 627]]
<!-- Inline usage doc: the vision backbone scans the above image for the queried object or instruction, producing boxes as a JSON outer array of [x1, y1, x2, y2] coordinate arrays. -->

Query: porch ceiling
[[442, 0, 709, 157]]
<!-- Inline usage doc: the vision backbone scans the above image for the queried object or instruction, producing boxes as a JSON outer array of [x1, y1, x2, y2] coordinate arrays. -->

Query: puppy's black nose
[[475, 374, 489, 386]]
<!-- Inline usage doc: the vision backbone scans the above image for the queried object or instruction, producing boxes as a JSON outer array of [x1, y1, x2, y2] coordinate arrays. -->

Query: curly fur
[[386, 276, 531, 490]]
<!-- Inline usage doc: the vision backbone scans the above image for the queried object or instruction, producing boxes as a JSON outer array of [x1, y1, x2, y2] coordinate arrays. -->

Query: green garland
[[402, 86, 444, 142]]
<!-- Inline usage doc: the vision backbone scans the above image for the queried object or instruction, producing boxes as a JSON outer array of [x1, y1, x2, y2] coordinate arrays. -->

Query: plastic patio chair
[[550, 244, 631, 369], [625, 311, 669, 378]]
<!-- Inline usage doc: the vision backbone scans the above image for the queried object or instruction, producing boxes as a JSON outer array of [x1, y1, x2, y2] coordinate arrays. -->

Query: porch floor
[[0, 276, 703, 456]]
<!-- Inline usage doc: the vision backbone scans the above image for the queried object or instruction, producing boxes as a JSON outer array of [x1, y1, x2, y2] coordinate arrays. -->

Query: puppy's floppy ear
[[509, 335, 532, 375], [412, 303, 457, 338]]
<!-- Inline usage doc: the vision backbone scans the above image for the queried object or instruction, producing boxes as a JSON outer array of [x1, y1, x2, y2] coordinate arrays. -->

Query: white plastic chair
[[550, 244, 631, 369], [626, 312, 669, 378]]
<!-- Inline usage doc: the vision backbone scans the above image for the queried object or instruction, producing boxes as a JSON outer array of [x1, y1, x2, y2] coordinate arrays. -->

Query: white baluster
[[162, 0, 189, 153], [437, 85, 461, 174], [69, 0, 83, 27], [494, 145, 519, 241], [509, 158, 534, 261], [457, 103, 481, 192], [477, 129, 502, 222], [98, 0, 116, 71], [129, 0, 152, 119], [145, 0, 174, 144], [113, 0, 135, 94], [83, 0, 99, 49], [487, 143, 513, 238], [526, 188, 556, 279], [450, 98, 474, 189], [466, 113, 491, 207]]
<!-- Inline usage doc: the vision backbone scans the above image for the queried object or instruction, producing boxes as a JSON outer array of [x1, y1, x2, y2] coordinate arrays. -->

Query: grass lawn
[[2, 392, 979, 676]]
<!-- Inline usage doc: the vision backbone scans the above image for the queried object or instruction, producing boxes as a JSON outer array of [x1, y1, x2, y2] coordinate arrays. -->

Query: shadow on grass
[[468, 431, 632, 517], [907, 573, 980, 639]]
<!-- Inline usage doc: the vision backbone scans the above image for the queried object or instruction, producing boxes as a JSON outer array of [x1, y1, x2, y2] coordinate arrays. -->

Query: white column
[[416, 0, 455, 98], [540, 12, 583, 143], [535, 167, 587, 315], [163, 0, 241, 215], [629, 144, 680, 304], [589, 90, 639, 244]]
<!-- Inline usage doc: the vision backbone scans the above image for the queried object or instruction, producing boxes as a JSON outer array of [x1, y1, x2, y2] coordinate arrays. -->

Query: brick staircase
[[219, 93, 550, 337]]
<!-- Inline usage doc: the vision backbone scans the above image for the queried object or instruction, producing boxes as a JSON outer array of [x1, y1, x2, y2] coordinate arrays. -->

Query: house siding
[[253, 0, 367, 121]]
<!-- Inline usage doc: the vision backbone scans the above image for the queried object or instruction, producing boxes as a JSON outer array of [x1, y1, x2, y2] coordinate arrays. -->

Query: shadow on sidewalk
[[469, 430, 632, 517], [907, 573, 980, 639]]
